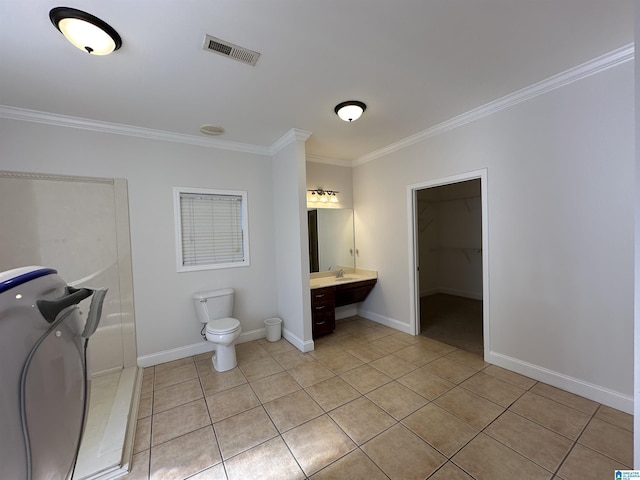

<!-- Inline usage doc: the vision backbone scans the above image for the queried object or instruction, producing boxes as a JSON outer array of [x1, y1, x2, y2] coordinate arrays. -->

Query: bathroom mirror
[[308, 208, 355, 272]]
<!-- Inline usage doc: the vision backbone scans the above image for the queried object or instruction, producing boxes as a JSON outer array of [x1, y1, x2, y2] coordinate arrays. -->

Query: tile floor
[[123, 316, 633, 480]]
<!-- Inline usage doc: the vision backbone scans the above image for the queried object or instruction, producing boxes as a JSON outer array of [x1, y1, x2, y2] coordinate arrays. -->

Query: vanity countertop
[[310, 268, 377, 289]]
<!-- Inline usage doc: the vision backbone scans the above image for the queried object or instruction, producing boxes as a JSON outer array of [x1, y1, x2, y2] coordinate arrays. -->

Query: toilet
[[193, 288, 242, 372]]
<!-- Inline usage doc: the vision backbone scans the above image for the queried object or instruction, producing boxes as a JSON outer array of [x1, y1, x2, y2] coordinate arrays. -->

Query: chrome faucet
[[335, 268, 345, 279]]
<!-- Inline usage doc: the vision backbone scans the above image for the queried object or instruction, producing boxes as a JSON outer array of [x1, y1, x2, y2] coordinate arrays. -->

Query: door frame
[[406, 168, 490, 359]]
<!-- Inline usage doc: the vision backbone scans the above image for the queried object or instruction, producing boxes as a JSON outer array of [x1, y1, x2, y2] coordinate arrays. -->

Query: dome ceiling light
[[334, 101, 367, 122], [49, 7, 122, 55]]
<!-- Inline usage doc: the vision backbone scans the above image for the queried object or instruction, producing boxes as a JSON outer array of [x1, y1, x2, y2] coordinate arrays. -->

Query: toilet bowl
[[193, 289, 242, 372]]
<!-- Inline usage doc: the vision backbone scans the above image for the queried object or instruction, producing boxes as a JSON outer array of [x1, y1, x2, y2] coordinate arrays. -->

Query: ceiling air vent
[[203, 34, 260, 66]]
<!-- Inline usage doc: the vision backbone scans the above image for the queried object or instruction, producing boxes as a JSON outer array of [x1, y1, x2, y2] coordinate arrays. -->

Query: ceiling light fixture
[[49, 7, 122, 55], [308, 188, 339, 204], [334, 101, 366, 122]]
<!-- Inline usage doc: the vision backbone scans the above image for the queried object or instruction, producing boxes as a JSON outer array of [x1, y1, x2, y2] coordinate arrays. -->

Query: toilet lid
[[206, 317, 240, 334]]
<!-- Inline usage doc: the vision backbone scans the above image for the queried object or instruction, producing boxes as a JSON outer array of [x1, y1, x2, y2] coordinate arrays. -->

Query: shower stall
[[0, 171, 139, 479]]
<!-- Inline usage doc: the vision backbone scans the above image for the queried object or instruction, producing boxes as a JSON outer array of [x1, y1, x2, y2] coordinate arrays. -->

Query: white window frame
[[174, 187, 250, 272]]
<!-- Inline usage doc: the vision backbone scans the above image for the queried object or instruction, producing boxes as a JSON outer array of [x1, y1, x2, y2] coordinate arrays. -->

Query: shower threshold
[[73, 366, 142, 480]]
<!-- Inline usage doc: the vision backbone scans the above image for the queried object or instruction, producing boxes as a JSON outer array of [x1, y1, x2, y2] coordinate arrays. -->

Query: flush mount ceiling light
[[49, 7, 122, 55], [334, 101, 366, 122]]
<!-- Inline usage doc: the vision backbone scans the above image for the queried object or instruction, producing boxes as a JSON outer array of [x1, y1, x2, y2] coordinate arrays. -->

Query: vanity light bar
[[308, 188, 339, 203]]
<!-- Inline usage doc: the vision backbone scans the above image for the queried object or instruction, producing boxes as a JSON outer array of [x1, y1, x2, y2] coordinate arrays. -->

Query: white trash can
[[264, 317, 282, 342]]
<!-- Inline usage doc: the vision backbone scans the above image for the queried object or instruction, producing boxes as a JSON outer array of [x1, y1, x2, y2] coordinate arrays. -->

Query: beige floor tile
[[444, 349, 488, 370], [362, 423, 446, 479], [310, 449, 388, 480], [578, 417, 633, 466], [434, 387, 505, 429], [282, 415, 356, 476], [272, 349, 317, 369], [153, 378, 203, 413], [340, 364, 393, 394], [421, 338, 459, 355], [205, 383, 261, 423], [224, 436, 305, 480], [249, 371, 301, 403], [188, 463, 228, 479], [460, 371, 525, 407], [389, 331, 424, 345], [366, 381, 429, 420], [510, 392, 590, 440], [151, 399, 211, 446], [332, 334, 368, 350], [137, 392, 152, 419], [557, 443, 632, 479], [317, 351, 364, 374], [154, 363, 198, 390], [154, 356, 194, 374], [133, 416, 151, 455], [395, 344, 448, 366], [346, 343, 388, 363], [236, 341, 271, 366], [422, 356, 477, 384], [258, 338, 296, 355], [308, 344, 345, 361], [121, 449, 149, 480], [150, 426, 220, 480], [263, 389, 324, 432], [329, 397, 397, 445], [453, 433, 551, 480], [398, 368, 455, 400], [370, 335, 412, 353], [485, 411, 573, 472], [214, 406, 278, 460], [288, 361, 335, 387], [141, 372, 154, 395], [428, 461, 474, 479], [305, 376, 361, 411], [402, 403, 479, 457], [238, 357, 283, 382], [482, 364, 537, 389], [594, 405, 633, 432], [199, 367, 247, 396], [530, 383, 599, 415], [370, 354, 418, 378]]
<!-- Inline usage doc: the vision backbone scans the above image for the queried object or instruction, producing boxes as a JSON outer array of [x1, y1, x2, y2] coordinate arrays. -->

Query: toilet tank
[[193, 288, 234, 323]]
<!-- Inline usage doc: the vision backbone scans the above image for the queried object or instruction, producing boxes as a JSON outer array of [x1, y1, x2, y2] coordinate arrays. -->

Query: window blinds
[[179, 192, 245, 266]]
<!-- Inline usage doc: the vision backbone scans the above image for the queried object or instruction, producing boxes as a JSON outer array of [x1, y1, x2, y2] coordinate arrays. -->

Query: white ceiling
[[0, 1, 633, 162]]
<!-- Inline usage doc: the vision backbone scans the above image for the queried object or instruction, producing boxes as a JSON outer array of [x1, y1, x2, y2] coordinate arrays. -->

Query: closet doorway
[[408, 169, 489, 358]]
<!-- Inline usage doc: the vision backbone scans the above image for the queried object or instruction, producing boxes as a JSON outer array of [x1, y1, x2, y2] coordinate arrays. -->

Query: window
[[174, 187, 249, 271]]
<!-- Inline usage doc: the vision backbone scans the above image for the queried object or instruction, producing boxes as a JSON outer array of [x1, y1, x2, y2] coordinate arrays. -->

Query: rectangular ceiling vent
[[203, 34, 260, 66]]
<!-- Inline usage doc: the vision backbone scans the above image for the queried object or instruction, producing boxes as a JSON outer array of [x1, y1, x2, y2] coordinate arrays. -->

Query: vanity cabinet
[[311, 279, 377, 339], [311, 287, 335, 338]]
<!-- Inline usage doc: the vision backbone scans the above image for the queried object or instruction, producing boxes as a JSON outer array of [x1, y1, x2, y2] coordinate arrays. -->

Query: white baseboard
[[488, 351, 633, 414], [356, 308, 413, 335], [137, 328, 268, 367], [282, 327, 314, 353]]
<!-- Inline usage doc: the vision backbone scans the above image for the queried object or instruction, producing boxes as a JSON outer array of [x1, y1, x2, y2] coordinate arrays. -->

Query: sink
[[334, 276, 355, 282]]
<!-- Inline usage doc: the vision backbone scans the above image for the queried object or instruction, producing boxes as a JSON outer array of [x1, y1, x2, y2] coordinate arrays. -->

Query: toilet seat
[[206, 317, 240, 335]]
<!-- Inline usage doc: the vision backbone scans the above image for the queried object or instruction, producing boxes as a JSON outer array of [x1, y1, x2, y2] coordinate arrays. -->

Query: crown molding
[[0, 105, 273, 156], [269, 128, 312, 155], [354, 43, 634, 166]]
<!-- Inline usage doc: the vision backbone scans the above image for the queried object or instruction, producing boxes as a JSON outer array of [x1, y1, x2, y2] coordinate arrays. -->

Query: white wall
[[272, 131, 313, 351], [354, 61, 634, 411], [0, 120, 279, 364]]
